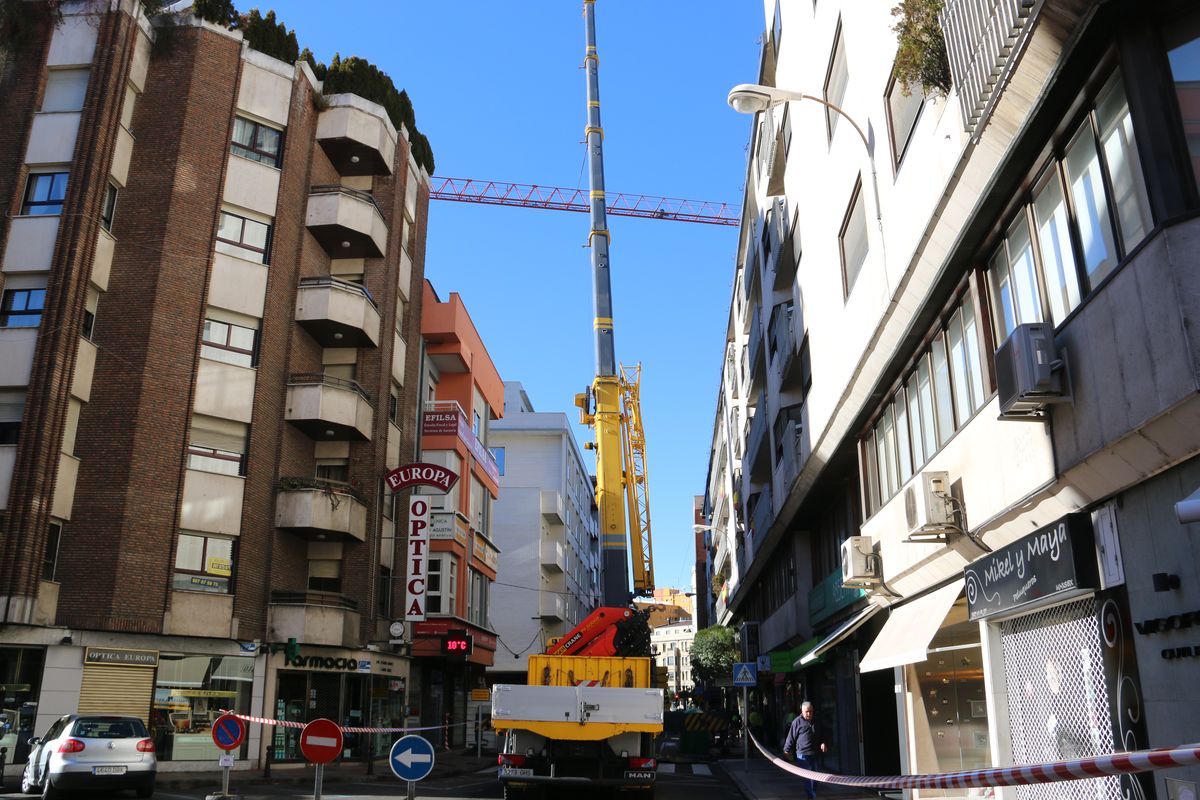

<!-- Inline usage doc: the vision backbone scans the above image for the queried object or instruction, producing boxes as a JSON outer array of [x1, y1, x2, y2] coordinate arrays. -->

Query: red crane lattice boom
[[429, 176, 740, 227]]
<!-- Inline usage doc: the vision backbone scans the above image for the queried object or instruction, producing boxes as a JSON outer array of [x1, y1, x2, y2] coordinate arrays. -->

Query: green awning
[[768, 638, 822, 673]]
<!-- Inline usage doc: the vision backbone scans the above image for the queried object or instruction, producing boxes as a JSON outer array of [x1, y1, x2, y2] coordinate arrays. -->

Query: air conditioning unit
[[995, 323, 1071, 418], [841, 536, 879, 587], [905, 471, 955, 537]]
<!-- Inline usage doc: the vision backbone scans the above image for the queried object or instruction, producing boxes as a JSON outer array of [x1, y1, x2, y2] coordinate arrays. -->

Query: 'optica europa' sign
[[385, 463, 460, 494]]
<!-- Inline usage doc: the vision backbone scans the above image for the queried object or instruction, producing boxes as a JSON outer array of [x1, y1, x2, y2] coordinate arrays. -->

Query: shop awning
[[795, 603, 881, 668], [859, 579, 963, 673]]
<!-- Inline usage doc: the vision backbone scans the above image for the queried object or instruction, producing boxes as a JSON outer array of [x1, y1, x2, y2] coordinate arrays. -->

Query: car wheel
[[20, 763, 38, 794], [40, 776, 60, 800]]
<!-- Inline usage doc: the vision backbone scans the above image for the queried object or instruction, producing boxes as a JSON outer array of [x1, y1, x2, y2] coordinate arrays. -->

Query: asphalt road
[[0, 762, 745, 799]]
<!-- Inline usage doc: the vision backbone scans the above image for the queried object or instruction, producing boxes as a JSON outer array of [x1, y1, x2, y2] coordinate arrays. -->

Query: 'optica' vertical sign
[[406, 497, 429, 621], [384, 463, 460, 624]]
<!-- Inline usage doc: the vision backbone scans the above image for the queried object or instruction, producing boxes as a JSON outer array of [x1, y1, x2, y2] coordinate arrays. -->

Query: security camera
[[1176, 488, 1200, 525]]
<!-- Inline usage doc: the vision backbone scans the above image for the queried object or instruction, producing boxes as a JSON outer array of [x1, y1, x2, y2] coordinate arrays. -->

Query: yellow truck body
[[526, 655, 651, 688]]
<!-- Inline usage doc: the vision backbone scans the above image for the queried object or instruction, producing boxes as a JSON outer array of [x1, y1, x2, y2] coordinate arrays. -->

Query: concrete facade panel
[[51, 453, 79, 520], [180, 469, 245, 536], [236, 62, 292, 127], [91, 229, 115, 290], [25, 112, 81, 164], [70, 338, 96, 402], [0, 446, 15, 509], [208, 252, 268, 319], [110, 124, 134, 187], [194, 358, 256, 423], [45, 15, 98, 67], [3, 216, 60, 272], [0, 330, 36, 386], [224, 154, 280, 217]]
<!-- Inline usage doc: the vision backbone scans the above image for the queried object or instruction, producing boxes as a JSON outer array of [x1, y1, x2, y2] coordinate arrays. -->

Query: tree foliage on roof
[[239, 8, 297, 65], [891, 0, 952, 96]]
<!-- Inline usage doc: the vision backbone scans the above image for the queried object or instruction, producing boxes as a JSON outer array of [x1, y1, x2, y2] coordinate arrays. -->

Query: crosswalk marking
[[693, 763, 711, 776], [657, 763, 676, 773]]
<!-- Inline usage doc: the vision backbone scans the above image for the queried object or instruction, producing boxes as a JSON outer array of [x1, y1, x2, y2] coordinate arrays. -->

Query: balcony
[[744, 400, 770, 481], [540, 539, 566, 572], [295, 276, 381, 348], [540, 489, 564, 524], [769, 302, 801, 383], [747, 312, 765, 393], [275, 479, 368, 541], [305, 186, 388, 258], [316, 94, 398, 176], [539, 593, 565, 620], [269, 591, 361, 648], [941, 0, 1040, 136], [285, 373, 373, 441], [749, 484, 774, 555], [775, 418, 804, 496]]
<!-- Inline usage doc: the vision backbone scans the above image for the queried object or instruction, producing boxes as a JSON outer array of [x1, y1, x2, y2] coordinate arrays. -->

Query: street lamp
[[727, 83, 881, 229]]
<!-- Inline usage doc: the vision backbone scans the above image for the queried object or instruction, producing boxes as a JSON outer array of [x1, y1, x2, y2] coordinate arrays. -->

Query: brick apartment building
[[0, 0, 428, 770]]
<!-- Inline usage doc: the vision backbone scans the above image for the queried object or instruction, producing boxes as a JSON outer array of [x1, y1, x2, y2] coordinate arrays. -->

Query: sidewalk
[[0, 748, 499, 796], [719, 756, 882, 800]]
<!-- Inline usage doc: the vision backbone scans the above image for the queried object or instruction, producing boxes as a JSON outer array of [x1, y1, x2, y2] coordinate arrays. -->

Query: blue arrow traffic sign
[[733, 661, 758, 686], [389, 734, 436, 782]]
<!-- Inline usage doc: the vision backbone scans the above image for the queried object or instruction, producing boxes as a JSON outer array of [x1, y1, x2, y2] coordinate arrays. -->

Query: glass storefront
[[271, 670, 406, 762], [151, 655, 253, 761], [0, 647, 44, 766], [904, 598, 990, 800]]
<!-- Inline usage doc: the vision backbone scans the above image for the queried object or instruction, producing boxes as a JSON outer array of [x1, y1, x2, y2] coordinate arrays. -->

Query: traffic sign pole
[[743, 685, 749, 773], [314, 763, 323, 800]]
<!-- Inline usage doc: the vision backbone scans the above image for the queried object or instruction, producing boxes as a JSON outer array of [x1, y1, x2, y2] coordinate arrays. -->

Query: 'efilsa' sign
[[965, 513, 1098, 621]]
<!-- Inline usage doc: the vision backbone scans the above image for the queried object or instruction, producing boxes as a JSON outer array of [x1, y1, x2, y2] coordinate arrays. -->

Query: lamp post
[[727, 83, 882, 231]]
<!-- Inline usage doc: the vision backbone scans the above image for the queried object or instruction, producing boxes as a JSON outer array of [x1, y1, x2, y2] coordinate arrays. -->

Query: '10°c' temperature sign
[[441, 632, 473, 657]]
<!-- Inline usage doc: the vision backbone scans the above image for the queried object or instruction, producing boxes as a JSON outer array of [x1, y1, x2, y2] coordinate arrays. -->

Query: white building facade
[[652, 621, 696, 702], [708, 0, 1200, 796], [487, 382, 600, 681]]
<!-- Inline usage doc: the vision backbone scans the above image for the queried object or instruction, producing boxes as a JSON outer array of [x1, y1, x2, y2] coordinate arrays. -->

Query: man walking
[[782, 701, 826, 800]]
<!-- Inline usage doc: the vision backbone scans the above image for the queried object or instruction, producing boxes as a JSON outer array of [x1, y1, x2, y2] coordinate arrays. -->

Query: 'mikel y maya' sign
[[385, 464, 460, 624], [965, 513, 1099, 621]]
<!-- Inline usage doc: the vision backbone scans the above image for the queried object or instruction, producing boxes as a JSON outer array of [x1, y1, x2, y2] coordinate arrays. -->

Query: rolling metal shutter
[[78, 664, 155, 724]]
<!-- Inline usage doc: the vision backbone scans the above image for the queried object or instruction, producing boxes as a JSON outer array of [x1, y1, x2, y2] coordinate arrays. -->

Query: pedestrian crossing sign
[[733, 661, 757, 686]]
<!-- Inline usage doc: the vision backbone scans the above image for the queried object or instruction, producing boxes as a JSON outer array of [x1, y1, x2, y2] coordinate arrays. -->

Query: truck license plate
[[501, 767, 533, 777], [93, 766, 127, 775]]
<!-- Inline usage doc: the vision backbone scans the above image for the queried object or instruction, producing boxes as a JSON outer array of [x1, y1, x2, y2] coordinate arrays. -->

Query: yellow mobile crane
[[491, 3, 665, 797]]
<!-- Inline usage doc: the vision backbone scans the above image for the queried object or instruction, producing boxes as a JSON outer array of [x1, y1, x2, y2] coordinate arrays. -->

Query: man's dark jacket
[[783, 715, 822, 757]]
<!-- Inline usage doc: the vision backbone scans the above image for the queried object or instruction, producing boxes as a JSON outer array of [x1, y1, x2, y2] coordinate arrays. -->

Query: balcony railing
[[941, 0, 1040, 137], [749, 484, 773, 553], [270, 590, 359, 611], [744, 400, 770, 481], [285, 373, 374, 441], [305, 185, 388, 258], [540, 539, 566, 572], [295, 276, 381, 348]]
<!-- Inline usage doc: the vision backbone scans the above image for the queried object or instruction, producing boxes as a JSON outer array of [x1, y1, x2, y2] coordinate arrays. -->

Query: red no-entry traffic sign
[[300, 718, 343, 764], [211, 713, 246, 752]]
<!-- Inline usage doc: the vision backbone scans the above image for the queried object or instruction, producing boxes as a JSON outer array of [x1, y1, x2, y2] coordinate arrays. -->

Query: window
[[315, 459, 349, 484], [773, 403, 803, 463], [0, 288, 46, 328], [174, 533, 234, 593], [41, 69, 90, 112], [378, 565, 392, 617], [468, 569, 490, 627], [100, 182, 117, 232], [201, 317, 257, 367], [490, 447, 505, 476], [823, 22, 848, 141], [862, 293, 988, 513], [231, 116, 283, 166], [82, 290, 98, 340], [839, 178, 869, 297], [987, 70, 1150, 341], [886, 75, 924, 167], [388, 387, 399, 425], [186, 415, 247, 476], [22, 172, 68, 215], [215, 210, 271, 263], [43, 522, 62, 581], [308, 558, 341, 593], [1164, 13, 1200, 191], [395, 296, 406, 333], [427, 554, 457, 615]]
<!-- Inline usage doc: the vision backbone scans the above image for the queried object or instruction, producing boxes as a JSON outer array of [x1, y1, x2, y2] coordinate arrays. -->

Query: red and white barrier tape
[[220, 711, 475, 735], [749, 732, 1200, 789]]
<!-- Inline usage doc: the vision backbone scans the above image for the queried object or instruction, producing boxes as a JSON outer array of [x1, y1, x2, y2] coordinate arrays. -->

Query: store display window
[[0, 647, 44, 766], [151, 655, 253, 761]]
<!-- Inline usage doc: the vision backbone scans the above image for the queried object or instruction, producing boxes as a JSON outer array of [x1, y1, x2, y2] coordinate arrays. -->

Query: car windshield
[[71, 717, 148, 739]]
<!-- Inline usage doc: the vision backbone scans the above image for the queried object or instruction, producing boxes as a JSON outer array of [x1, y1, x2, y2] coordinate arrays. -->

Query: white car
[[20, 714, 156, 798]]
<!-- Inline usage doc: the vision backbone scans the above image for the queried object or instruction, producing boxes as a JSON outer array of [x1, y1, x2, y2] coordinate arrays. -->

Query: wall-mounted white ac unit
[[995, 322, 1071, 418], [841, 536, 878, 587], [905, 471, 954, 537]]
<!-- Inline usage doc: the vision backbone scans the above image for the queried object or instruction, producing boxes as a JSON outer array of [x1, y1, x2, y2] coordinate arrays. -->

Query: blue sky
[[281, 2, 763, 596]]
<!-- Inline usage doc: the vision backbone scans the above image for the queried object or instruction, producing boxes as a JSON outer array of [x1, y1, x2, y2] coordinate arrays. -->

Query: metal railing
[[270, 590, 359, 611], [297, 275, 379, 311], [287, 372, 373, 404], [940, 0, 1040, 136]]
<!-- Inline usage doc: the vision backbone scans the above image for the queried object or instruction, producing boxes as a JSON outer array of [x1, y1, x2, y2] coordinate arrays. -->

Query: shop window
[[152, 655, 253, 761], [0, 647, 47, 765], [173, 533, 234, 593]]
